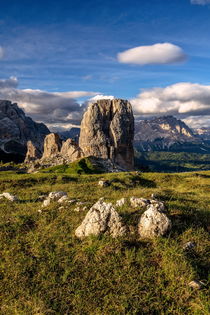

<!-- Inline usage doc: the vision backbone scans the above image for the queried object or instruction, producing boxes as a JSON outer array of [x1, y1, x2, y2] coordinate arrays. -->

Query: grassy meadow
[[0, 168, 210, 314]]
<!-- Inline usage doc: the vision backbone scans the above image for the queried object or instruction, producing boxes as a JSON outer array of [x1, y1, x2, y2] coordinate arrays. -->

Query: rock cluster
[[26, 133, 84, 168], [79, 99, 134, 170]]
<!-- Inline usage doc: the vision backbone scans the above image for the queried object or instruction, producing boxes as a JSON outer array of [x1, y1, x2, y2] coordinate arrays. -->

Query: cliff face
[[0, 100, 50, 162], [134, 116, 198, 151], [79, 99, 134, 170]]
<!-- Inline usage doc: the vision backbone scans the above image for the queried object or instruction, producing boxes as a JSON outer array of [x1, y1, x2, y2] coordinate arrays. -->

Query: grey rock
[[60, 138, 84, 162], [24, 140, 42, 163], [79, 98, 134, 170], [75, 199, 126, 238], [138, 203, 171, 238], [48, 191, 67, 201], [42, 133, 62, 160], [0, 100, 49, 162]]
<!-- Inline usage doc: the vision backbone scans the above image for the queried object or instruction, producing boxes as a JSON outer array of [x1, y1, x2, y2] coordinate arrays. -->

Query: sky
[[0, 0, 210, 130]]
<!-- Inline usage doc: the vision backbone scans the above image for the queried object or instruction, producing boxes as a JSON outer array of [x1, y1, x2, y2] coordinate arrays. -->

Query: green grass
[[0, 169, 209, 314]]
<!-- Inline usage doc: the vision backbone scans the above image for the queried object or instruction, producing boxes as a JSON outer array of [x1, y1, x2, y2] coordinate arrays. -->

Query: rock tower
[[79, 99, 134, 170]]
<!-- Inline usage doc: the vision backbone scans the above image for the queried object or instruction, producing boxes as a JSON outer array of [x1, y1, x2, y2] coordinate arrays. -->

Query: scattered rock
[[48, 191, 67, 201], [150, 200, 166, 212], [57, 195, 69, 203], [116, 198, 126, 207], [42, 198, 51, 207], [79, 98, 134, 170], [0, 192, 18, 202], [75, 199, 126, 238], [138, 203, 171, 238], [130, 197, 150, 208], [183, 241, 196, 251], [188, 280, 205, 290], [98, 180, 110, 187]]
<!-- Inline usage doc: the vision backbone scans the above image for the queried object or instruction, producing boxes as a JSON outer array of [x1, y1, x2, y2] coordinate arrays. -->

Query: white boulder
[[138, 203, 171, 238], [75, 199, 126, 238]]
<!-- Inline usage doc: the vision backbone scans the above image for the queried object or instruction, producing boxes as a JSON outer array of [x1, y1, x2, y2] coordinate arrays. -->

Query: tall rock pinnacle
[[79, 99, 134, 170]]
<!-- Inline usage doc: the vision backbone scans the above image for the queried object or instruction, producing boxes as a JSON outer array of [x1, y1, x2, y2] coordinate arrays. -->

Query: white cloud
[[183, 116, 210, 128], [117, 43, 186, 65], [0, 46, 4, 59], [89, 94, 115, 101], [191, 0, 210, 5], [130, 82, 210, 117], [0, 78, 98, 129]]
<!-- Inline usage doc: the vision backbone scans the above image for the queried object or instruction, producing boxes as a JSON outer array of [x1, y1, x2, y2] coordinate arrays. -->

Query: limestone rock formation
[[42, 133, 62, 159], [138, 202, 171, 238], [79, 99, 134, 170], [24, 141, 42, 162], [0, 100, 50, 162], [60, 138, 84, 161], [75, 199, 126, 238], [0, 192, 18, 202]]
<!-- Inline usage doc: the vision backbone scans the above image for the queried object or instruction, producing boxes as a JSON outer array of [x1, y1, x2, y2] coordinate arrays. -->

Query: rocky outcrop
[[24, 141, 42, 162], [0, 100, 50, 162], [42, 133, 62, 159], [79, 99, 134, 170], [60, 138, 83, 161], [75, 198, 126, 238]]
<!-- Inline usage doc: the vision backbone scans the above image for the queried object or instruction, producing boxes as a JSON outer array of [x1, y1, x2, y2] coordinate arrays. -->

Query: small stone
[[0, 192, 18, 202], [42, 198, 51, 207], [116, 198, 126, 207], [37, 209, 42, 213], [57, 195, 69, 203], [74, 206, 87, 212], [48, 191, 67, 201], [183, 241, 196, 251], [188, 280, 205, 290], [150, 200, 165, 212], [98, 180, 110, 187], [59, 206, 64, 210], [130, 197, 150, 208]]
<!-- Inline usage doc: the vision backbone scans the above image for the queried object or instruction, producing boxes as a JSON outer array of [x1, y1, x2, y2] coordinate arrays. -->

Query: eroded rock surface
[[138, 202, 171, 238], [79, 99, 134, 170], [24, 141, 42, 162], [0, 100, 49, 162], [75, 199, 126, 238], [42, 133, 62, 160]]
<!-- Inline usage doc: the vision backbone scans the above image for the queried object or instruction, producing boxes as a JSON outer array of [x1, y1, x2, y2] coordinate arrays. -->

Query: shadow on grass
[[110, 176, 156, 190]]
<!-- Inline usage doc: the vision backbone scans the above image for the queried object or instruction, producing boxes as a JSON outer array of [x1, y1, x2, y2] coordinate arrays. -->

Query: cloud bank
[[117, 43, 186, 65], [191, 0, 210, 5], [89, 94, 115, 101], [0, 78, 98, 129], [131, 82, 210, 119]]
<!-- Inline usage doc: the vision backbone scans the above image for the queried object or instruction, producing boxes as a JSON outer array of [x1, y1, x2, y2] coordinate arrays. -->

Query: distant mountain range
[[1, 99, 210, 163], [134, 116, 210, 153]]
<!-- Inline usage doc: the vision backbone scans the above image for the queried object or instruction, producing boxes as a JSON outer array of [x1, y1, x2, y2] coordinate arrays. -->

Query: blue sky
[[0, 0, 210, 129]]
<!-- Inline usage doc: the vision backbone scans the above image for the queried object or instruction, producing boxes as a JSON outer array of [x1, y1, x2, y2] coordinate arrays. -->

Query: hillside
[[0, 168, 209, 314]]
